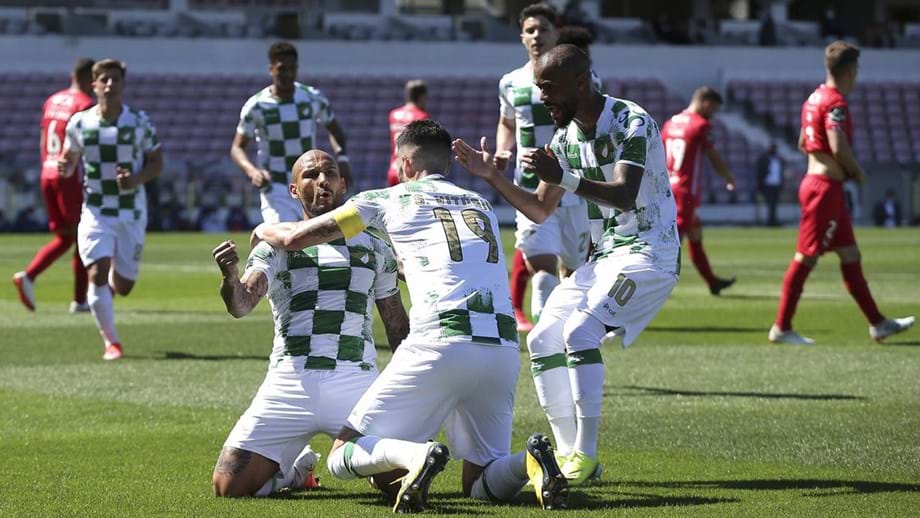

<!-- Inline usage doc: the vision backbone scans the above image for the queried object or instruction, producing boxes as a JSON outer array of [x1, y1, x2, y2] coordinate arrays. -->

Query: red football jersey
[[40, 88, 94, 179], [387, 103, 429, 184], [801, 84, 852, 156], [661, 110, 713, 197]]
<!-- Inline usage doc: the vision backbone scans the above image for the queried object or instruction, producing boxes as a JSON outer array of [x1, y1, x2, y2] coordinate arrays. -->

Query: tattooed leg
[[212, 447, 280, 497]]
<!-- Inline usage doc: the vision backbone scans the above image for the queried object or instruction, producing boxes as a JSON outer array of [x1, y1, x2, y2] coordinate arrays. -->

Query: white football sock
[[564, 311, 607, 459], [88, 282, 120, 345], [327, 436, 425, 480], [528, 316, 577, 456], [530, 270, 559, 322], [254, 469, 294, 497], [470, 452, 527, 501]]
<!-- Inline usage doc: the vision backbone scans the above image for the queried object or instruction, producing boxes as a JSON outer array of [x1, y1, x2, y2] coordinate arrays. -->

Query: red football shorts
[[796, 174, 856, 256], [672, 187, 701, 238], [41, 173, 83, 233]]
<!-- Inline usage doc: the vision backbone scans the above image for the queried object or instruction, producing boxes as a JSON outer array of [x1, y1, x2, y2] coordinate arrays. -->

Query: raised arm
[[259, 212, 345, 250], [375, 293, 409, 352], [213, 240, 268, 318], [453, 137, 563, 223]]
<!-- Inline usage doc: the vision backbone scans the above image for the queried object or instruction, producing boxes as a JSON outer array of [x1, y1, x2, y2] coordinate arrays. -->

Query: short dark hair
[[557, 26, 593, 52], [395, 120, 452, 173], [92, 59, 126, 81], [268, 41, 298, 63], [825, 40, 860, 76], [692, 86, 723, 105], [72, 58, 95, 82], [519, 2, 558, 28], [405, 79, 428, 103]]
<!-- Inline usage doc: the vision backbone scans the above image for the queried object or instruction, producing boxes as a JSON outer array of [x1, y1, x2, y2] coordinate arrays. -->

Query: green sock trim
[[342, 439, 362, 478], [531, 353, 568, 377], [566, 348, 603, 367]]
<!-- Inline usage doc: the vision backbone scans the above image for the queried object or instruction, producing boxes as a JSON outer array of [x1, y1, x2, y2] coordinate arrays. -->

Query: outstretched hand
[[521, 145, 564, 185], [452, 137, 499, 181]]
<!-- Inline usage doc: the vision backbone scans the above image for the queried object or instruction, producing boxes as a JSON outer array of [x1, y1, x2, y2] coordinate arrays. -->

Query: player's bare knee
[[837, 246, 860, 264]]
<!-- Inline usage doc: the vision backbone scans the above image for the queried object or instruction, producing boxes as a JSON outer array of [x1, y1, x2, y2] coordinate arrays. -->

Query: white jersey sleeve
[[237, 95, 258, 138], [311, 88, 335, 127], [498, 73, 515, 120], [63, 111, 84, 154], [244, 241, 278, 285], [138, 110, 160, 152]]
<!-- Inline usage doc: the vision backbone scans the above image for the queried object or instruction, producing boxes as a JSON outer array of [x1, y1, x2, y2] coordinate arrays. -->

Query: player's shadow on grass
[[151, 351, 266, 361], [613, 385, 865, 401], [625, 479, 920, 496], [646, 325, 768, 333], [272, 489, 495, 514], [884, 340, 920, 347]]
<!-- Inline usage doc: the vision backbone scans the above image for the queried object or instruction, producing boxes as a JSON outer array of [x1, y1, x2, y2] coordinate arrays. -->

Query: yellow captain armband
[[332, 204, 366, 239]]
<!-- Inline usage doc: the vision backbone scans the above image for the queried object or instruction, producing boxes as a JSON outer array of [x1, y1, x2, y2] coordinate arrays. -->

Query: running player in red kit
[[769, 41, 914, 344], [661, 86, 737, 295], [386, 80, 429, 186], [13, 58, 95, 313]]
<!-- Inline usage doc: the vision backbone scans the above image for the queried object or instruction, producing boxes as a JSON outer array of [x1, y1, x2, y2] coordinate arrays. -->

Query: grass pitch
[[1, 227, 919, 517]]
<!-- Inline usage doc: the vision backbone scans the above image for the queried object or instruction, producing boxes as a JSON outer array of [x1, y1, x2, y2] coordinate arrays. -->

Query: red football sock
[[25, 234, 75, 280], [510, 249, 531, 316], [841, 261, 885, 325], [775, 260, 812, 331], [73, 251, 88, 304], [688, 239, 717, 287]]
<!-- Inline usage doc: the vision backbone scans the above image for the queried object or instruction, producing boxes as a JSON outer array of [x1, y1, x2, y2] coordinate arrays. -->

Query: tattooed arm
[[258, 214, 344, 251], [375, 293, 409, 352], [213, 240, 268, 318]]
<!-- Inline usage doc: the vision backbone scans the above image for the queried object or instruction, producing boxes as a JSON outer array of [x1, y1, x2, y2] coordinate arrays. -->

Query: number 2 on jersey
[[433, 207, 499, 264]]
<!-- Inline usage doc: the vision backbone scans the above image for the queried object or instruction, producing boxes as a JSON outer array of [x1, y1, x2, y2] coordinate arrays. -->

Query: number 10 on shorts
[[608, 273, 637, 306]]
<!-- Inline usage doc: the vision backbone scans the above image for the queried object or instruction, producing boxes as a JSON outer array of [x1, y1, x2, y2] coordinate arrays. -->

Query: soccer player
[[231, 42, 351, 223], [498, 3, 592, 332], [58, 59, 162, 361], [258, 120, 568, 512], [387, 79, 429, 186], [454, 45, 680, 485], [661, 86, 737, 295], [13, 58, 95, 313], [769, 41, 915, 344], [211, 150, 409, 498]]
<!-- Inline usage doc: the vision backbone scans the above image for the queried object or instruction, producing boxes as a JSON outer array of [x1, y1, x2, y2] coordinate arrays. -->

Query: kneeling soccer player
[[259, 120, 569, 513], [211, 150, 409, 497]]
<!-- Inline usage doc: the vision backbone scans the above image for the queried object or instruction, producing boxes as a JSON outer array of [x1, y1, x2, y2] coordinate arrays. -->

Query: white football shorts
[[347, 338, 520, 467], [540, 248, 679, 348], [77, 207, 146, 280], [260, 188, 303, 224], [224, 361, 377, 475], [514, 203, 590, 271]]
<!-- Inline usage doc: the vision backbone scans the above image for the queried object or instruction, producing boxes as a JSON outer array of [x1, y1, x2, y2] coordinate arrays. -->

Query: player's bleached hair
[[395, 120, 452, 173], [405, 80, 428, 103], [825, 40, 860, 76], [268, 41, 298, 63], [92, 59, 126, 81], [557, 26, 594, 53], [72, 58, 95, 81], [519, 2, 558, 28], [692, 86, 723, 105]]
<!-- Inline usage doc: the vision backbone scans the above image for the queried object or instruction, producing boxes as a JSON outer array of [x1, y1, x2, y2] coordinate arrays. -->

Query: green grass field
[[1, 227, 919, 517]]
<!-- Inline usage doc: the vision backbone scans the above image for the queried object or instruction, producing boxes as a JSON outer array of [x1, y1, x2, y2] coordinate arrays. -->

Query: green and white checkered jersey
[[346, 176, 518, 348], [499, 62, 601, 206], [550, 95, 679, 269], [244, 231, 399, 369], [64, 105, 159, 220], [237, 82, 335, 185]]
